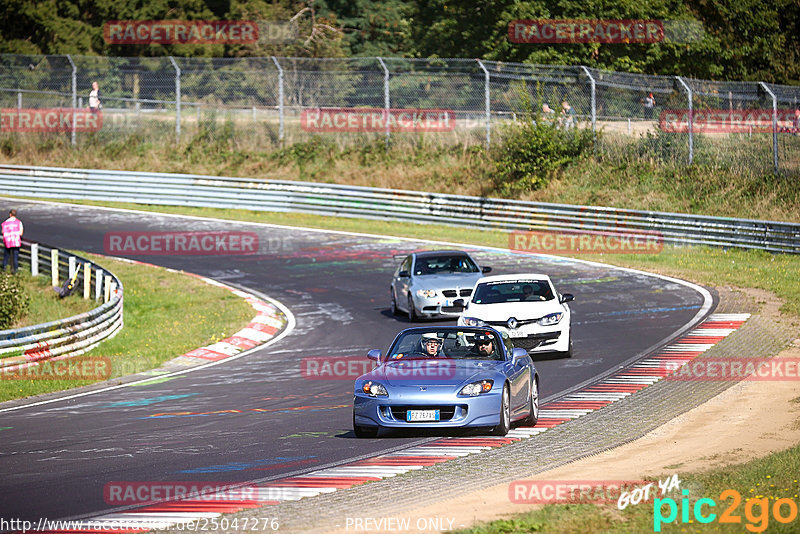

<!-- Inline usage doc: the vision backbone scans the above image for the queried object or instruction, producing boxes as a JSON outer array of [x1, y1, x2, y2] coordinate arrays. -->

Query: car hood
[[364, 359, 503, 387], [466, 300, 563, 321], [412, 273, 482, 289]]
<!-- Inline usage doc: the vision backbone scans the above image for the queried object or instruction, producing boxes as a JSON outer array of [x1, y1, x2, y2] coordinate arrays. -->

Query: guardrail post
[[66, 55, 77, 147], [109, 281, 117, 301], [68, 256, 77, 279], [270, 57, 284, 143], [83, 263, 91, 299], [95, 268, 104, 301], [580, 66, 597, 151], [51, 249, 59, 286], [30, 243, 38, 276], [759, 82, 779, 174], [169, 56, 181, 142], [675, 76, 693, 164], [104, 275, 112, 302], [377, 57, 390, 147], [17, 92, 21, 109], [477, 60, 491, 149]]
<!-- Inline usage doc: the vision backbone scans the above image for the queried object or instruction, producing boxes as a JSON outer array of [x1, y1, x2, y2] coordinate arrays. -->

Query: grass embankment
[[10, 270, 95, 328], [0, 254, 254, 402], [454, 441, 800, 533], [2, 130, 799, 222]]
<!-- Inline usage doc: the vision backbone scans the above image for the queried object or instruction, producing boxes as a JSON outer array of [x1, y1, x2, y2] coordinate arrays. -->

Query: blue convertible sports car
[[352, 326, 540, 438]]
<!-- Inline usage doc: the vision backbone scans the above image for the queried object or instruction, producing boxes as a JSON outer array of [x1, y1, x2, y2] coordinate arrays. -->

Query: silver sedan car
[[390, 250, 491, 321]]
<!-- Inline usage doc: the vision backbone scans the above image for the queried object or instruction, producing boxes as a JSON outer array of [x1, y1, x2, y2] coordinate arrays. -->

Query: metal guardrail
[[0, 164, 799, 254], [0, 240, 123, 370]]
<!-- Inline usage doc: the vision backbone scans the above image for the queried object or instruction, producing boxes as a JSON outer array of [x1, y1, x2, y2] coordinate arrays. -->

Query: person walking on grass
[[2, 209, 23, 274]]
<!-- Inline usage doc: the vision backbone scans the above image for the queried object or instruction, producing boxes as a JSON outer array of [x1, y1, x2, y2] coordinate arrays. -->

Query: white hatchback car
[[457, 274, 574, 357]]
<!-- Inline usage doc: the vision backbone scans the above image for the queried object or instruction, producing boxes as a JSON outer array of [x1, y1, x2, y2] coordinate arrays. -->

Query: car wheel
[[523, 376, 539, 426], [353, 414, 379, 438], [491, 384, 511, 436], [407, 294, 418, 322], [390, 288, 399, 316]]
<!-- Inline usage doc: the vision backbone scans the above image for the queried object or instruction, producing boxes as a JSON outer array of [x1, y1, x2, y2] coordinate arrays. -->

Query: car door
[[393, 255, 413, 309]]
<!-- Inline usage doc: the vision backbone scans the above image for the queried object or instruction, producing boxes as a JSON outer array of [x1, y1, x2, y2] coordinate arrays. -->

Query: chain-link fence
[[1, 54, 799, 175]]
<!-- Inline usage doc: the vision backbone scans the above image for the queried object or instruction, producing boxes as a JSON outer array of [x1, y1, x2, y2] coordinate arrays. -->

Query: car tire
[[491, 384, 511, 436], [522, 376, 539, 426], [390, 288, 400, 316], [407, 294, 419, 322], [353, 414, 379, 438]]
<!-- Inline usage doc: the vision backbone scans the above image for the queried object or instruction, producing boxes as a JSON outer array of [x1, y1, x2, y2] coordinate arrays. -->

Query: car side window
[[401, 256, 412, 274]]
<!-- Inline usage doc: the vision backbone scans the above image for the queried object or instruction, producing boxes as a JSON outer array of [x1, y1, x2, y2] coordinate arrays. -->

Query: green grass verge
[[0, 253, 254, 402], [452, 440, 800, 533], [11, 269, 95, 328]]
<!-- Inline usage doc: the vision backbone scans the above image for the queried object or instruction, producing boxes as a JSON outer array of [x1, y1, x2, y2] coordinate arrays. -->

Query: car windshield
[[387, 330, 503, 361], [414, 255, 479, 276], [472, 280, 554, 304]]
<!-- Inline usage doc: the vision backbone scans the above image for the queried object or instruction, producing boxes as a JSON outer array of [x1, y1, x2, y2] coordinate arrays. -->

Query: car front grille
[[441, 289, 472, 298], [510, 332, 561, 351], [390, 405, 459, 422]]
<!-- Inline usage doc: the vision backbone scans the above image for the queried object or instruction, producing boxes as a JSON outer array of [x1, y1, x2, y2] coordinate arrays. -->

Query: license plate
[[508, 330, 527, 338], [407, 409, 440, 422], [444, 299, 452, 307]]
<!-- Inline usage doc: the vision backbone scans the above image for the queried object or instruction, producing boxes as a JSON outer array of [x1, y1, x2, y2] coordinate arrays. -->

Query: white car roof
[[475, 273, 552, 284]]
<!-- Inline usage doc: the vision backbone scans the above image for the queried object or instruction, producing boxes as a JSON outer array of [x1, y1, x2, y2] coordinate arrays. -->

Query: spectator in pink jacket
[[2, 209, 23, 273]]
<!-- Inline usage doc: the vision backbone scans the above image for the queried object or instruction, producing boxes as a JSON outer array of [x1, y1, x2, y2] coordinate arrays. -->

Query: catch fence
[[1, 54, 799, 174]]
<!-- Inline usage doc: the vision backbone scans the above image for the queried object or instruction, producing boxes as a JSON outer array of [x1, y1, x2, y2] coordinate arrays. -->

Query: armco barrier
[[0, 164, 799, 253], [0, 240, 123, 372]]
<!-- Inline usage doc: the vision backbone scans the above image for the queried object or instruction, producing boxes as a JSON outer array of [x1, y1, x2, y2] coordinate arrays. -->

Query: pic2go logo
[[654, 489, 799, 532]]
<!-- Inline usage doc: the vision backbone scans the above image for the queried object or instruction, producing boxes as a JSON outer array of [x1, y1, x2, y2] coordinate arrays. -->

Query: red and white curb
[[38, 313, 749, 532]]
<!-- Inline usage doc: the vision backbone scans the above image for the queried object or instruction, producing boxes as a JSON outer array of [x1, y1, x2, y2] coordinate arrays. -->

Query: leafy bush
[[0, 272, 30, 329], [490, 118, 595, 196]]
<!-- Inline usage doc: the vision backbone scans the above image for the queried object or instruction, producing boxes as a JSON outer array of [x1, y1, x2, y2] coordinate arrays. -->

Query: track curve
[[0, 199, 712, 523]]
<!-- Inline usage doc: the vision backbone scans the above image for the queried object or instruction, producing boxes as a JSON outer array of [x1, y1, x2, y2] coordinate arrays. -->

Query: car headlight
[[538, 312, 563, 326], [462, 317, 486, 327], [361, 380, 388, 397], [459, 380, 493, 396], [416, 289, 437, 298]]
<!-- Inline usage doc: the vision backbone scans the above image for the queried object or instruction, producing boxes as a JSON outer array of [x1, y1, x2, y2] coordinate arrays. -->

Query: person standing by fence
[[2, 209, 23, 274], [642, 92, 656, 119], [88, 81, 101, 113]]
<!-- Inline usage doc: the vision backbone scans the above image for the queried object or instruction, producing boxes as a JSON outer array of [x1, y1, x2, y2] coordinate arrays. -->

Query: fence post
[[676, 76, 693, 164], [270, 57, 284, 142], [95, 268, 104, 301], [377, 57, 390, 147], [83, 262, 91, 299], [51, 249, 59, 286], [68, 255, 76, 279], [31, 243, 38, 276], [759, 82, 779, 174], [104, 275, 112, 302], [169, 56, 181, 142], [17, 92, 21, 109], [66, 55, 77, 146], [476, 60, 491, 149], [580, 66, 597, 151]]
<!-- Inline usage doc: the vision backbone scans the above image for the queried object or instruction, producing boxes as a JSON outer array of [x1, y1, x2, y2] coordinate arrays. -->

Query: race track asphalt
[[0, 200, 711, 523]]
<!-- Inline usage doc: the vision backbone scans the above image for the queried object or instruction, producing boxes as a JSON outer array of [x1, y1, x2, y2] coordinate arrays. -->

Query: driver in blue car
[[416, 332, 446, 358]]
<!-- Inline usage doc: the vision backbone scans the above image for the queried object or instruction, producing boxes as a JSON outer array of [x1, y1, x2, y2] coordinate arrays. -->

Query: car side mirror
[[481, 266, 492, 273], [398, 270, 409, 278], [367, 349, 382, 362], [560, 293, 574, 303], [511, 347, 528, 365]]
